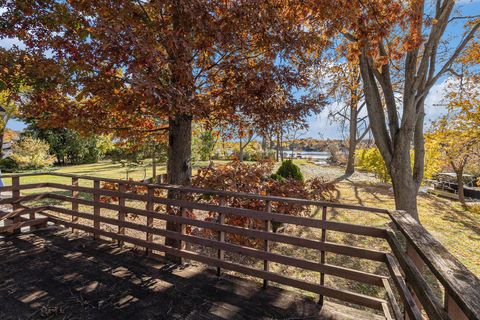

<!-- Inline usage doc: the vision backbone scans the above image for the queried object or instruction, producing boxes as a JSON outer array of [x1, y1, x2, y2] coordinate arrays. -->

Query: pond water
[[283, 151, 331, 164]]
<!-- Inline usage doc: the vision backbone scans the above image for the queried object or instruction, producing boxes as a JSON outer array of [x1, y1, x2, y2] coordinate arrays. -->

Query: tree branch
[[424, 21, 480, 94]]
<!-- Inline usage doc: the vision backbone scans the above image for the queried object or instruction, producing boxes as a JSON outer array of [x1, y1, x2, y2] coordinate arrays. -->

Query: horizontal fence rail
[[0, 172, 479, 320]]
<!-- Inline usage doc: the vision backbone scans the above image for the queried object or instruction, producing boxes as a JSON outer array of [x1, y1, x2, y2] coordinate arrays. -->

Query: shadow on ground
[[0, 228, 382, 320]]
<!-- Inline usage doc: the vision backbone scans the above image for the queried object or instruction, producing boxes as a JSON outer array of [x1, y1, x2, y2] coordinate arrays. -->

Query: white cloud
[[423, 77, 451, 128]]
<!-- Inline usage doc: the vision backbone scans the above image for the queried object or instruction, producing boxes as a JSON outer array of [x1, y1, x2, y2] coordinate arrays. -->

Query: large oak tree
[[1, 0, 333, 255]]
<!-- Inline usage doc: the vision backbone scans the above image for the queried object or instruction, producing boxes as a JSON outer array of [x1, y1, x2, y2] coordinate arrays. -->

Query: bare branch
[[448, 15, 480, 23], [420, 21, 480, 102]]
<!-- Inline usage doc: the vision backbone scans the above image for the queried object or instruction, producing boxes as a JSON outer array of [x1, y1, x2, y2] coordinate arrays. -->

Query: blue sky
[[2, 0, 479, 138]]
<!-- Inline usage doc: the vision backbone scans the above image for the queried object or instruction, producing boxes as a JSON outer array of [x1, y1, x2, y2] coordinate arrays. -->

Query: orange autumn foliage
[[190, 161, 336, 247]]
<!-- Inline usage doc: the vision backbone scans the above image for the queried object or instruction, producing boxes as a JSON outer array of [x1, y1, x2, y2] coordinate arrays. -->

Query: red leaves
[[191, 160, 336, 247]]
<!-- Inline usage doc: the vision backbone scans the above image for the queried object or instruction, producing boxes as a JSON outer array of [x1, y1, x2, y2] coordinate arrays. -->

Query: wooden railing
[[0, 172, 479, 320]]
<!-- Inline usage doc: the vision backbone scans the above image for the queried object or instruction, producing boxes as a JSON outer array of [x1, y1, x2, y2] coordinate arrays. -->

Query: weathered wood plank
[[263, 200, 271, 288], [217, 196, 226, 276], [71, 177, 79, 232], [0, 217, 48, 233], [389, 210, 480, 320], [382, 278, 404, 320], [386, 230, 449, 320], [118, 183, 126, 246], [0, 206, 49, 221], [384, 253, 423, 320], [145, 185, 154, 254], [319, 205, 327, 306], [0, 183, 50, 193], [93, 180, 100, 239], [0, 193, 47, 206], [381, 302, 394, 320]]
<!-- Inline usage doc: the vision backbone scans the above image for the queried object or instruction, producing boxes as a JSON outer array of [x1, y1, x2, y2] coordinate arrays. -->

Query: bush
[[99, 160, 337, 248], [327, 143, 347, 165], [276, 160, 304, 181], [270, 173, 285, 182], [24, 124, 113, 165], [356, 146, 442, 183], [191, 160, 335, 246], [0, 157, 18, 172], [355, 147, 389, 182], [11, 137, 55, 169]]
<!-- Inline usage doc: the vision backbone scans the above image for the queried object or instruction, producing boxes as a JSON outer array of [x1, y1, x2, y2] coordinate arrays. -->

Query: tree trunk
[[239, 136, 244, 162], [455, 168, 466, 206], [165, 114, 192, 261], [152, 144, 157, 183], [389, 143, 420, 220], [167, 115, 192, 186], [276, 132, 280, 161], [279, 130, 284, 162], [261, 135, 267, 157], [0, 128, 4, 159], [345, 103, 358, 175]]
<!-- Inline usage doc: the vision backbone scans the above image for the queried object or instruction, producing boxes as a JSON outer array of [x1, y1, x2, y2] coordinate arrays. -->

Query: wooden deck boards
[[0, 228, 385, 320]]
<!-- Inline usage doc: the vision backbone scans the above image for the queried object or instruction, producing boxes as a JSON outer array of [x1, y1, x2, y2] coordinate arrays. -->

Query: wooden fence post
[[71, 177, 79, 232], [318, 205, 327, 306], [118, 182, 126, 246], [445, 292, 468, 320], [217, 196, 226, 276], [404, 243, 424, 320], [174, 192, 187, 264], [11, 176, 20, 234], [12, 176, 20, 210], [145, 185, 154, 254], [180, 206, 187, 251], [263, 200, 272, 288], [93, 180, 100, 239]]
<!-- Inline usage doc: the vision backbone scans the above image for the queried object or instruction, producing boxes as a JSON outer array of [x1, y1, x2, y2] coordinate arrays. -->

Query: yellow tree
[[0, 48, 26, 157], [448, 35, 480, 133], [426, 116, 480, 206]]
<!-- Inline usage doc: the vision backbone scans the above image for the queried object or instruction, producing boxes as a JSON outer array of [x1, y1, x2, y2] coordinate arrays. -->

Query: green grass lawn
[[2, 159, 231, 187]]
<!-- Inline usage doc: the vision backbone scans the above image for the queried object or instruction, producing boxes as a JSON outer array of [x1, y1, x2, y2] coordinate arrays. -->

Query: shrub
[[191, 160, 335, 246], [11, 137, 55, 169], [99, 160, 337, 248], [276, 160, 304, 181], [0, 157, 18, 172], [356, 146, 443, 182], [355, 147, 389, 182], [327, 143, 347, 165], [270, 173, 285, 182]]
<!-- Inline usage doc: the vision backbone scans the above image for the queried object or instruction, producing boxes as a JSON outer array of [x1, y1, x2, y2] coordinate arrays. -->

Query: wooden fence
[[0, 172, 479, 320]]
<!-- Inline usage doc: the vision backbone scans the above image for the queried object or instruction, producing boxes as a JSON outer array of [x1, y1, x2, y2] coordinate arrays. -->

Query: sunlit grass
[[296, 161, 480, 276]]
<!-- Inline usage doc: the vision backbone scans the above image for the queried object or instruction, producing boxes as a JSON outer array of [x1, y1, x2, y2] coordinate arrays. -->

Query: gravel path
[[297, 163, 381, 184]]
